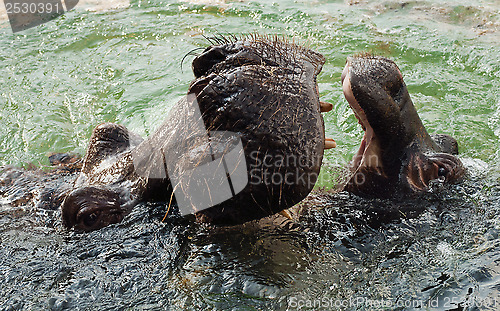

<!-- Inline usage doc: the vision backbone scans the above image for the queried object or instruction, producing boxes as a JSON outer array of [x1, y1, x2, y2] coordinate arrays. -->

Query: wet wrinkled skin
[[190, 38, 326, 224], [61, 37, 327, 231], [341, 55, 465, 197]]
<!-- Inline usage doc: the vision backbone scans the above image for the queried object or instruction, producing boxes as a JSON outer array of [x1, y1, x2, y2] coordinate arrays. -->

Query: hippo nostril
[[438, 167, 447, 177], [192, 47, 229, 78]]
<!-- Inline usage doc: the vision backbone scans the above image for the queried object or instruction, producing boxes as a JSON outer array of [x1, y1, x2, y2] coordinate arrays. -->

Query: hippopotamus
[[61, 36, 335, 231], [341, 54, 465, 198]]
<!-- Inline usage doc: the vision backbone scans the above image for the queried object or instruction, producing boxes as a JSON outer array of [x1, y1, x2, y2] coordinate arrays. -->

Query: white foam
[[180, 0, 231, 5], [74, 0, 130, 12]]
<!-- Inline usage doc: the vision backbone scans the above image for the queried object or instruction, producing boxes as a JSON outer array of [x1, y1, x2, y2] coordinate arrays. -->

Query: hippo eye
[[83, 211, 100, 227], [438, 167, 447, 177]]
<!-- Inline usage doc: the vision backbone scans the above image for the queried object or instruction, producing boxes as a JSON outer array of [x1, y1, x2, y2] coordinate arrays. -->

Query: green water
[[1, 1, 500, 310], [1, 0, 499, 185]]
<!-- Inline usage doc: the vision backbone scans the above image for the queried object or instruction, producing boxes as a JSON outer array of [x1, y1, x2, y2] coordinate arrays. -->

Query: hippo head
[[61, 123, 144, 232], [341, 55, 465, 197], [184, 37, 328, 224], [62, 186, 132, 232]]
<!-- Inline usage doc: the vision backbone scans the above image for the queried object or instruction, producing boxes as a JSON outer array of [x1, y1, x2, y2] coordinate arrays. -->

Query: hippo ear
[[403, 152, 465, 192], [82, 123, 143, 174]]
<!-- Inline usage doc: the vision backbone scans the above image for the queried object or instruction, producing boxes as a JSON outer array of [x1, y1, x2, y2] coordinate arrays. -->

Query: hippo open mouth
[[342, 63, 383, 176], [341, 54, 465, 197]]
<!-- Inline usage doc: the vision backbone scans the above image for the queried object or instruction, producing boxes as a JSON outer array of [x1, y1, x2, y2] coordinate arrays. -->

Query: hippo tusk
[[325, 138, 336, 149], [320, 101, 333, 112], [279, 209, 293, 220]]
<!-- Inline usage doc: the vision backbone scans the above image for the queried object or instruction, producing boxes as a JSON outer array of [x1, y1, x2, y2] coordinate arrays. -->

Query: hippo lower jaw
[[342, 64, 384, 176]]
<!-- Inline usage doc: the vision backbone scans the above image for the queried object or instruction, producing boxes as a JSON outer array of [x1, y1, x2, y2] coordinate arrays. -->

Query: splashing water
[[0, 0, 499, 310]]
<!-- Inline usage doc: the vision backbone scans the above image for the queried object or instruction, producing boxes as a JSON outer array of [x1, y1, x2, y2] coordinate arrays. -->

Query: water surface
[[0, 0, 499, 310]]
